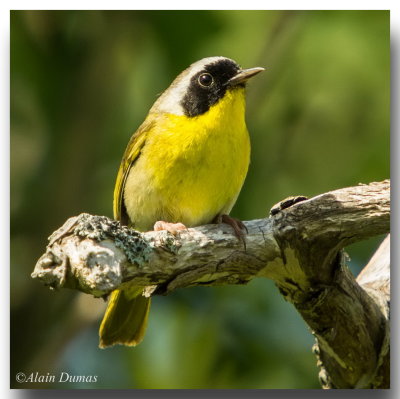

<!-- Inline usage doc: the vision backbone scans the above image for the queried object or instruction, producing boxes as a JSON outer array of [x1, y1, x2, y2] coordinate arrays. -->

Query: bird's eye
[[198, 73, 214, 87]]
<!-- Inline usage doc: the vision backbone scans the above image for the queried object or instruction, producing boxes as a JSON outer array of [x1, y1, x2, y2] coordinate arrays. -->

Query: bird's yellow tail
[[99, 286, 151, 348]]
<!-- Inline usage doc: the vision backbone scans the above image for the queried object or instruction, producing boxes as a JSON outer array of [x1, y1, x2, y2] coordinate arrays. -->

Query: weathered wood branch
[[32, 180, 390, 388]]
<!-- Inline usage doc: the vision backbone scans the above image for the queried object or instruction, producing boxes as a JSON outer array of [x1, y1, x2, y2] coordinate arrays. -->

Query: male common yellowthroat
[[99, 56, 264, 348]]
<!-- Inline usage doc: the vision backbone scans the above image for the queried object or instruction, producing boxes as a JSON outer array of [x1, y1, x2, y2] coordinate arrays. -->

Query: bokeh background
[[10, 10, 389, 389]]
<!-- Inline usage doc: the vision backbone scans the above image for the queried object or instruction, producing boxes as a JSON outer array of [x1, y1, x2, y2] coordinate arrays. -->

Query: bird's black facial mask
[[181, 59, 242, 117]]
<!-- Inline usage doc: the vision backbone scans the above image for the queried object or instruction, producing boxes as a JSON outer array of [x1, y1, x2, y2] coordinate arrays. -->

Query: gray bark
[[32, 180, 390, 388]]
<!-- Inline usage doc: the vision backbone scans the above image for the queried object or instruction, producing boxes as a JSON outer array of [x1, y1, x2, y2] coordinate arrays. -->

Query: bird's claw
[[214, 214, 247, 250]]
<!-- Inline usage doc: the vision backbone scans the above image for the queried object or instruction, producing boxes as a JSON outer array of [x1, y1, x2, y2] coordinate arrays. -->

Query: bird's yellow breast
[[124, 87, 250, 231]]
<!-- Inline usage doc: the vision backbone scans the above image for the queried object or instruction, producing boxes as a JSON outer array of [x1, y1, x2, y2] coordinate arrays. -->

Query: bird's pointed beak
[[228, 67, 265, 86]]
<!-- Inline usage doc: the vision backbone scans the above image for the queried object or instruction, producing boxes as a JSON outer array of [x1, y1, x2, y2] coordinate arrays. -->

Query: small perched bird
[[99, 56, 264, 348]]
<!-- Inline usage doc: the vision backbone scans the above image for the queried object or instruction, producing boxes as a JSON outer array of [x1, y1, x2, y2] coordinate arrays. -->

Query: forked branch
[[32, 180, 390, 388]]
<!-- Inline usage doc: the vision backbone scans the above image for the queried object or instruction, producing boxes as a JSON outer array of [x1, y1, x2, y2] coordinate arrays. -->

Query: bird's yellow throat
[[123, 87, 250, 230]]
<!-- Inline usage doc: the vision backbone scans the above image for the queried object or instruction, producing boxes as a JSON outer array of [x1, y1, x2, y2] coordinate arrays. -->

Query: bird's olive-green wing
[[113, 119, 155, 225]]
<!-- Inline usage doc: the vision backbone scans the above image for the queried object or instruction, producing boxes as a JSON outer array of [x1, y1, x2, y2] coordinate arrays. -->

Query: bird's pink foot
[[153, 221, 187, 236]]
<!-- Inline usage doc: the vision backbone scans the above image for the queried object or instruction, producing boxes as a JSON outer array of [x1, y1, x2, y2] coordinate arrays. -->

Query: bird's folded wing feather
[[113, 118, 155, 225]]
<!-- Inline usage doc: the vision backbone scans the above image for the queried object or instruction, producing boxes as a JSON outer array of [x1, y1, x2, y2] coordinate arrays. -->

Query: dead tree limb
[[32, 180, 390, 388]]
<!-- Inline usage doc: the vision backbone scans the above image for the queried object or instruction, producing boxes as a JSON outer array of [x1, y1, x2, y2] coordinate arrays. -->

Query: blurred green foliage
[[10, 10, 389, 389]]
